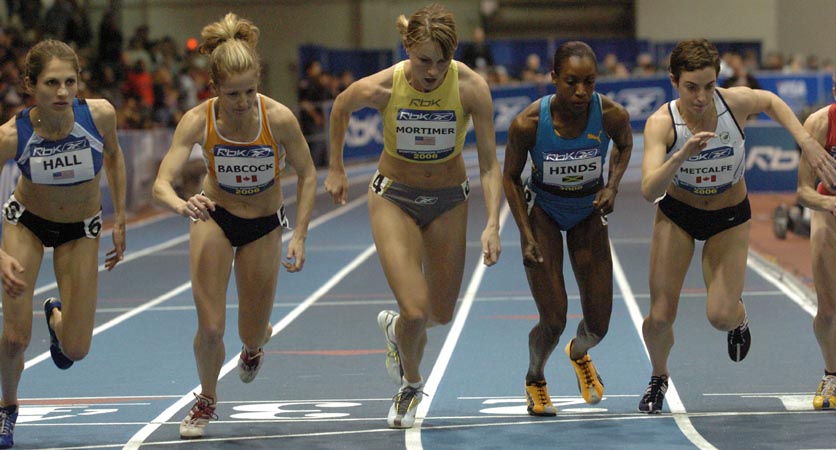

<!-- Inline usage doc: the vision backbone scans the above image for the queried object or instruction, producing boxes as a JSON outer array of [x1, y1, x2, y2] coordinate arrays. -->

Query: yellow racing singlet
[[202, 94, 285, 196], [382, 61, 469, 163]]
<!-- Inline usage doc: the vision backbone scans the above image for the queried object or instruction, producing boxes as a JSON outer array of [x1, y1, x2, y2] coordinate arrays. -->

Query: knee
[[197, 322, 226, 344], [398, 308, 430, 329], [644, 314, 673, 336], [706, 304, 740, 331], [815, 307, 836, 328], [431, 309, 454, 326], [537, 316, 566, 339], [61, 343, 90, 362], [1, 331, 30, 356], [585, 324, 609, 342]]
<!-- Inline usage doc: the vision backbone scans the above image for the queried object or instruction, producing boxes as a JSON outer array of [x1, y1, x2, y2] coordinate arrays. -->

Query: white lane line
[[24, 282, 192, 369], [27, 169, 378, 299], [746, 250, 817, 316], [122, 242, 377, 449], [405, 203, 511, 450], [611, 242, 718, 450], [25, 194, 369, 371]]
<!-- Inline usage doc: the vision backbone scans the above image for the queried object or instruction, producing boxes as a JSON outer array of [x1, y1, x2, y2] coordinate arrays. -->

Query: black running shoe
[[728, 314, 751, 362], [43, 298, 73, 370], [638, 375, 668, 414]]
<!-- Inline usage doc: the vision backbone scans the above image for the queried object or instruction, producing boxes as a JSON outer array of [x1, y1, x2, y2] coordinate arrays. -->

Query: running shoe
[[727, 307, 751, 362], [525, 380, 557, 416], [813, 374, 836, 410], [638, 375, 668, 414], [565, 339, 604, 404], [237, 346, 264, 383], [179, 393, 217, 439], [377, 310, 403, 384], [43, 298, 73, 370], [0, 405, 17, 449], [387, 385, 424, 428]]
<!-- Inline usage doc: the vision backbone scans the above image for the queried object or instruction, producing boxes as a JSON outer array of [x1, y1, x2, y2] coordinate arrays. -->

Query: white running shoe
[[387, 385, 424, 428], [179, 393, 217, 439], [377, 310, 403, 384], [238, 346, 264, 383]]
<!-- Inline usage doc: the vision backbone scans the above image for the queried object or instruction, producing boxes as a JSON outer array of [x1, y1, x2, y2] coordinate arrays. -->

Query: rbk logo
[[409, 98, 441, 107]]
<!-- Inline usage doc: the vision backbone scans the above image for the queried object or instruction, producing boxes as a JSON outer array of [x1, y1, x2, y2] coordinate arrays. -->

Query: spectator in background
[[633, 52, 658, 77], [42, 0, 73, 40], [784, 53, 807, 73], [762, 50, 784, 71], [297, 60, 330, 167], [337, 69, 354, 94], [520, 53, 549, 84], [122, 58, 154, 108], [460, 26, 493, 73], [64, 0, 92, 49], [96, 9, 123, 74], [600, 52, 620, 77], [721, 52, 761, 90]]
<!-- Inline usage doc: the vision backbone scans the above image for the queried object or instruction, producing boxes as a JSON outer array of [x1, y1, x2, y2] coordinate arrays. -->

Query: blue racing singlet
[[15, 98, 104, 186], [529, 93, 610, 197]]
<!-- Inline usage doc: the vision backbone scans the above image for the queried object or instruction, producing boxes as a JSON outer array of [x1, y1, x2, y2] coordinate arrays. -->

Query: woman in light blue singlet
[[503, 41, 633, 416]]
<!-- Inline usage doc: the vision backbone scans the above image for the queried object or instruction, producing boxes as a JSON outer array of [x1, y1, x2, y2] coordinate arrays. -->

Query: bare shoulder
[[174, 101, 209, 142], [456, 61, 490, 93], [455, 61, 491, 110], [85, 98, 117, 132], [803, 103, 831, 138], [261, 95, 294, 121], [643, 103, 675, 144], [599, 93, 630, 123], [85, 97, 117, 117], [0, 116, 18, 159]]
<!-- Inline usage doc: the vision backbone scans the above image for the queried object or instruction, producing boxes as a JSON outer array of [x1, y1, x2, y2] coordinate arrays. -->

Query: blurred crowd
[[0, 0, 212, 130], [2, 3, 834, 145], [455, 27, 836, 88]]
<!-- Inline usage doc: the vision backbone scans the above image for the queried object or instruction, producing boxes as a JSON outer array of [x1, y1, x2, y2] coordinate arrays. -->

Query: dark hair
[[668, 39, 720, 82], [552, 41, 597, 75], [24, 39, 79, 84], [396, 3, 457, 60]]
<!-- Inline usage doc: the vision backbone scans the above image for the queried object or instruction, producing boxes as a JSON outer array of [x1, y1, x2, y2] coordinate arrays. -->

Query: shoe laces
[[393, 386, 425, 415], [575, 357, 596, 386], [821, 376, 836, 398], [0, 408, 14, 435], [731, 316, 749, 340], [527, 381, 550, 405], [645, 376, 668, 403], [188, 394, 218, 422], [240, 348, 263, 369]]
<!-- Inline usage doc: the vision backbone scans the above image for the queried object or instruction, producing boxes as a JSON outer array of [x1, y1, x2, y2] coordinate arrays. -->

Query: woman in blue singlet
[[503, 41, 633, 416], [638, 39, 836, 414], [0, 39, 127, 448]]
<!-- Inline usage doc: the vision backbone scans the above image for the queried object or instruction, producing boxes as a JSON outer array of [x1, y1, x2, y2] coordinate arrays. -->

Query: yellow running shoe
[[565, 339, 604, 404], [813, 375, 836, 410], [525, 380, 557, 416]]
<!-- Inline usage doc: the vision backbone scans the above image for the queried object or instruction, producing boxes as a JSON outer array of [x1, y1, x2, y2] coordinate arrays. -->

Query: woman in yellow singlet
[[324, 3, 502, 429]]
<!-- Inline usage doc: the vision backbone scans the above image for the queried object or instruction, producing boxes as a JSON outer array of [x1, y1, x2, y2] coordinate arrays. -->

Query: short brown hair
[[396, 4, 457, 60], [668, 39, 720, 82]]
